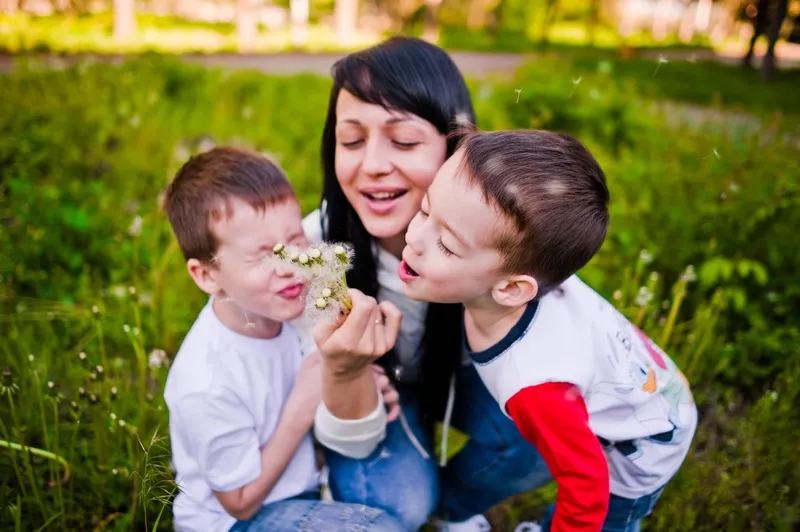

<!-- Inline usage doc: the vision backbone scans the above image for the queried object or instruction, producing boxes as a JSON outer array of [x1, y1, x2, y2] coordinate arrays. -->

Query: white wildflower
[[680, 265, 697, 283], [148, 349, 167, 370], [635, 286, 653, 307], [128, 216, 143, 237], [639, 249, 653, 265]]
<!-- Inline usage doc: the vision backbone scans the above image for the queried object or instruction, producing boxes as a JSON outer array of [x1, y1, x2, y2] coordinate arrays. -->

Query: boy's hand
[[283, 353, 323, 431], [373, 365, 401, 422], [312, 289, 402, 380]]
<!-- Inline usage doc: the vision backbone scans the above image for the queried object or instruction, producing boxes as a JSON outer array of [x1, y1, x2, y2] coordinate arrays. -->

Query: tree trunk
[[335, 0, 359, 47], [290, 0, 309, 47], [694, 0, 713, 33], [678, 1, 697, 42], [422, 0, 442, 43], [236, 0, 258, 51], [651, 0, 672, 40], [113, 0, 137, 40]]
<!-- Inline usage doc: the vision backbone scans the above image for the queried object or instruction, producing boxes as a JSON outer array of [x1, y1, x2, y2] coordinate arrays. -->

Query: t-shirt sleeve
[[506, 383, 609, 531], [172, 391, 262, 493], [302, 209, 324, 245]]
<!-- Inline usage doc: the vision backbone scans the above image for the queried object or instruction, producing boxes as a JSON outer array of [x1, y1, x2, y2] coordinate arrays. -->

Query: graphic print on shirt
[[586, 302, 694, 459]]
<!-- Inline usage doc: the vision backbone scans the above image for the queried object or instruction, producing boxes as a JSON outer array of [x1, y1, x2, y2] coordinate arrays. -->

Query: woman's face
[[334, 89, 448, 257]]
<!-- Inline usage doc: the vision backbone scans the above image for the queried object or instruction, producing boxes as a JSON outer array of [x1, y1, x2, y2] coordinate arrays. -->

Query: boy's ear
[[491, 274, 539, 307], [187, 258, 221, 295]]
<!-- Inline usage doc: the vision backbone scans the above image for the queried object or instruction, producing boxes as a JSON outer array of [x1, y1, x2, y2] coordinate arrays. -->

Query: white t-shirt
[[471, 275, 698, 498], [164, 299, 320, 532], [293, 209, 429, 381]]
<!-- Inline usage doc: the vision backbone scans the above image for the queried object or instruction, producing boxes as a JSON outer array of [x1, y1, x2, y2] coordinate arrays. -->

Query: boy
[[397, 130, 697, 531], [162, 146, 404, 531]]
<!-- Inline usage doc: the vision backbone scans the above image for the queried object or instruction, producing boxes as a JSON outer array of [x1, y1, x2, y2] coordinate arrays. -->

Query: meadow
[[1, 54, 799, 530]]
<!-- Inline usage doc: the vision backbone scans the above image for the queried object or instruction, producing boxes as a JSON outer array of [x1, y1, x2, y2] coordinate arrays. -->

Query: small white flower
[[639, 249, 653, 265], [148, 349, 167, 370], [112, 468, 118, 475], [613, 290, 622, 301], [635, 286, 653, 307], [123, 325, 130, 333], [128, 216, 143, 237], [92, 305, 99, 314], [28, 355, 34, 362], [79, 352, 87, 360], [112, 286, 126, 298], [110, 413, 117, 420], [118, 419, 126, 427], [680, 265, 697, 283], [128, 286, 136, 295]]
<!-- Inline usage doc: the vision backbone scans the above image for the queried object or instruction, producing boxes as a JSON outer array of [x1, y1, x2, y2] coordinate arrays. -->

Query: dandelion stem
[[0, 439, 71, 484], [52, 400, 66, 520], [31, 371, 57, 490], [659, 280, 687, 348], [7, 390, 48, 517], [0, 414, 28, 500]]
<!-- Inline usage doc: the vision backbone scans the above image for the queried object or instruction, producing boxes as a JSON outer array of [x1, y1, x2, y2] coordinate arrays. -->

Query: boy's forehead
[[211, 197, 301, 245], [431, 156, 506, 249]]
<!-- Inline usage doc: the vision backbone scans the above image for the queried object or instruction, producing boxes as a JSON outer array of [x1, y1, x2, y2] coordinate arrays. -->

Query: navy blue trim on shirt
[[464, 301, 540, 365]]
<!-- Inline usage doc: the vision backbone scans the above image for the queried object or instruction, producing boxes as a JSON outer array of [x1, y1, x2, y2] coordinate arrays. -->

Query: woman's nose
[[361, 138, 393, 177]]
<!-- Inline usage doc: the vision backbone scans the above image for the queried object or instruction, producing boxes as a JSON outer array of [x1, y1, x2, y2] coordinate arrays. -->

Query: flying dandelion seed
[[244, 310, 256, 328], [653, 55, 668, 77], [515, 88, 522, 103], [702, 148, 721, 160], [569, 77, 583, 98], [393, 365, 403, 381]]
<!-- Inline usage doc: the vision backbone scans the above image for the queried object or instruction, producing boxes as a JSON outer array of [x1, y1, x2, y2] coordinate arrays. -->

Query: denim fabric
[[540, 484, 667, 532], [324, 363, 553, 530], [229, 491, 406, 532]]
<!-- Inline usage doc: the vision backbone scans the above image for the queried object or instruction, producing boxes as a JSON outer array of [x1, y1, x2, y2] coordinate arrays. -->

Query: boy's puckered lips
[[277, 282, 304, 298], [398, 257, 420, 283]]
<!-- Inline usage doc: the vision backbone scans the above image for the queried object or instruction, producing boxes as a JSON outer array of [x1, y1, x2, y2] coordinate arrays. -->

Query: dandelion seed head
[[48, 381, 55, 389], [650, 272, 660, 282], [96, 365, 104, 373], [454, 112, 473, 128], [112, 286, 126, 298], [315, 298, 328, 309], [613, 290, 622, 301], [321, 288, 332, 298], [635, 286, 653, 307], [79, 352, 87, 360], [128, 286, 136, 295], [483, 154, 506, 177], [112, 468, 118, 475], [92, 305, 99, 314], [310, 248, 321, 260], [299, 253, 309, 264], [110, 413, 117, 420], [111, 386, 118, 394], [639, 249, 653, 265], [123, 324, 130, 333], [119, 419, 126, 427]]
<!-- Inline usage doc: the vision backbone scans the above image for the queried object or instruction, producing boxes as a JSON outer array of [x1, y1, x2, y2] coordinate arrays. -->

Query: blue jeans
[[540, 484, 667, 532], [229, 490, 406, 531], [324, 363, 553, 530]]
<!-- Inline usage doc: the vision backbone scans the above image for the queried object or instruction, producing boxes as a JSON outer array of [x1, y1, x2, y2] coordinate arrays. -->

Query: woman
[[297, 36, 553, 531]]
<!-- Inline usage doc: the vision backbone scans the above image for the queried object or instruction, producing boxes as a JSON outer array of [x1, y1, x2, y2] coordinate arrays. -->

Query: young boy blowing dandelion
[[398, 128, 698, 531]]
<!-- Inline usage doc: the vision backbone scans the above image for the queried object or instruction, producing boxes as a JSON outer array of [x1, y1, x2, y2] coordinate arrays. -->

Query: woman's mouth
[[277, 283, 304, 299], [398, 260, 420, 283], [362, 189, 408, 215]]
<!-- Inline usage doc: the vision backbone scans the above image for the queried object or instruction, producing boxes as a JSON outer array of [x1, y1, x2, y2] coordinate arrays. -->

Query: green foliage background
[[1, 56, 799, 530]]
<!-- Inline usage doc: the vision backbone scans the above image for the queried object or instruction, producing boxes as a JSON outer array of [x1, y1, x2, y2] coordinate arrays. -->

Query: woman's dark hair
[[319, 36, 476, 433]]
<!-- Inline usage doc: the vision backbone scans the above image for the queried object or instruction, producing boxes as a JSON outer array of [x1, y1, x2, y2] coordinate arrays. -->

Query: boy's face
[[189, 197, 309, 324], [399, 149, 526, 305]]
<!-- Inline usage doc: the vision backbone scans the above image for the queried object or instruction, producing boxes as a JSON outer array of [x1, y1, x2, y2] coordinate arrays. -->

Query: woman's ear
[[187, 258, 221, 295], [491, 275, 539, 307]]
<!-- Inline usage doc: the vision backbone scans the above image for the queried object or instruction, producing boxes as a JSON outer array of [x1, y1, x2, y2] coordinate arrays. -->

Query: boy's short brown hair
[[458, 129, 610, 296], [163, 146, 295, 263]]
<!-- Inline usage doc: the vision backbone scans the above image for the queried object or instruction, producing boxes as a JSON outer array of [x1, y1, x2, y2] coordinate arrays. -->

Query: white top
[[165, 299, 320, 532], [471, 275, 698, 498]]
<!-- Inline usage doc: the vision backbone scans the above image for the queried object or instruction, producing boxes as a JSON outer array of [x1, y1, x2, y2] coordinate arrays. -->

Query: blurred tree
[[335, 0, 359, 45], [113, 0, 137, 40], [291, 0, 310, 46], [237, 0, 258, 50]]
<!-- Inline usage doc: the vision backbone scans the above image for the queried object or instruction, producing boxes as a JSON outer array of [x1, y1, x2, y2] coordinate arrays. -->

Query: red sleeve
[[506, 383, 609, 532]]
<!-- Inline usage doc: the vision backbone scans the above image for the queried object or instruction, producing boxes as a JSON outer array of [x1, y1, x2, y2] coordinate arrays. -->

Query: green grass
[[1, 56, 799, 530]]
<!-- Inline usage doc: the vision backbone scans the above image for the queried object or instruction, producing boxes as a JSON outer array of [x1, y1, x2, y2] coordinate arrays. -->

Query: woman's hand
[[312, 289, 402, 380]]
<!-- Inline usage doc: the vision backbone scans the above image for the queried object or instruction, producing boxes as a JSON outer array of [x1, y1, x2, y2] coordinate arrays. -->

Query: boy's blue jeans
[[540, 483, 667, 532], [229, 490, 406, 531], [324, 363, 554, 530]]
